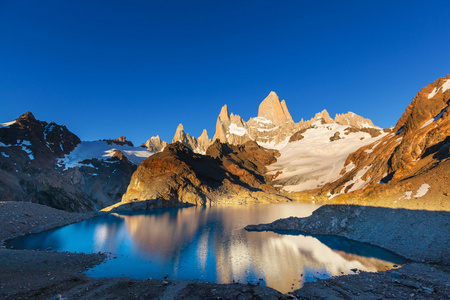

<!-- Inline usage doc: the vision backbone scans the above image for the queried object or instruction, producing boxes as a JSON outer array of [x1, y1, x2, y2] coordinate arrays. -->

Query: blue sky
[[1, 0, 449, 145]]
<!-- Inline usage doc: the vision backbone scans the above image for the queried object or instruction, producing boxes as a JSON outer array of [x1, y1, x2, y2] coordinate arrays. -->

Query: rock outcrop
[[107, 140, 288, 210], [142, 135, 167, 152], [172, 124, 212, 154], [103, 136, 134, 147], [310, 75, 450, 210], [0, 112, 144, 212], [257, 91, 294, 125]]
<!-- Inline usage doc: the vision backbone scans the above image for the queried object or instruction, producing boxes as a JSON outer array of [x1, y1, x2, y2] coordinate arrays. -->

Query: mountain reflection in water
[[7, 203, 405, 293]]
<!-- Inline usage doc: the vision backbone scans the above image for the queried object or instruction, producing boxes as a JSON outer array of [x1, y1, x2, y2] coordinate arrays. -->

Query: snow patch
[[257, 137, 290, 150], [1, 152, 10, 158], [428, 79, 450, 99], [229, 123, 247, 136], [421, 107, 447, 128], [414, 184, 430, 198], [253, 116, 273, 124], [400, 191, 413, 200], [428, 87, 438, 99], [0, 120, 16, 128]]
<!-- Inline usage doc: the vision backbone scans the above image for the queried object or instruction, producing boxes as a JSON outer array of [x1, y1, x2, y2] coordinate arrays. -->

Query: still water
[[7, 203, 405, 293]]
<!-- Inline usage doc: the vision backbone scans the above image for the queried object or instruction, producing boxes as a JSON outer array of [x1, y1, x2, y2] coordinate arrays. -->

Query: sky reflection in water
[[7, 203, 405, 293]]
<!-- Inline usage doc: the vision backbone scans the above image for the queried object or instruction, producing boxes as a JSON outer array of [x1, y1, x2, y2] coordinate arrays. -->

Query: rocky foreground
[[1, 201, 449, 299]]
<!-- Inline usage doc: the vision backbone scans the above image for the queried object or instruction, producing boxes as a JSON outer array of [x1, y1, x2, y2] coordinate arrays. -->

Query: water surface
[[7, 203, 405, 293]]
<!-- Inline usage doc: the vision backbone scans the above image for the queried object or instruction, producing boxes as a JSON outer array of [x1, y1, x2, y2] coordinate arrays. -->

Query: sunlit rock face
[[142, 135, 168, 152], [257, 91, 294, 125], [317, 75, 450, 210], [117, 140, 288, 208], [0, 112, 150, 212], [211, 91, 381, 149], [172, 124, 212, 154]]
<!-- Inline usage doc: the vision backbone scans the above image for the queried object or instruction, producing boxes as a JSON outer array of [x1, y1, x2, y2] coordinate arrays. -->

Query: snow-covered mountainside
[[58, 141, 153, 170], [268, 120, 387, 192]]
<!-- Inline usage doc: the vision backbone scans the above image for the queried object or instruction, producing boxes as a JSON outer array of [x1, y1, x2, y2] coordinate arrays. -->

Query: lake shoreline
[[1, 201, 449, 299]]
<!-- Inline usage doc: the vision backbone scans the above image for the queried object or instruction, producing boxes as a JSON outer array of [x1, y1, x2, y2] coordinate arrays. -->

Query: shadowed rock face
[[0, 112, 136, 212], [319, 75, 450, 209], [116, 140, 287, 209]]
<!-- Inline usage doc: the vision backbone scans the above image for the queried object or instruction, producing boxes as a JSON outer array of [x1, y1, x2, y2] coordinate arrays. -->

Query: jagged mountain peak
[[312, 109, 333, 124], [18, 111, 37, 122], [218, 104, 230, 123], [142, 135, 168, 152], [258, 91, 294, 125]]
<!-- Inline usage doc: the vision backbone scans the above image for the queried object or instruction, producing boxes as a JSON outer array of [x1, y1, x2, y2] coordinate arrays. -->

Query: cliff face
[[317, 75, 450, 210], [114, 140, 288, 209]]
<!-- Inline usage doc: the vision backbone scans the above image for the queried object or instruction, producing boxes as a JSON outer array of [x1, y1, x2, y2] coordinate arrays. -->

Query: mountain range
[[1, 75, 449, 212]]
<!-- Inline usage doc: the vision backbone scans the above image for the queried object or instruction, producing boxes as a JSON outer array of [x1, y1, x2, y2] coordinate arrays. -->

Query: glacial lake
[[6, 203, 406, 293]]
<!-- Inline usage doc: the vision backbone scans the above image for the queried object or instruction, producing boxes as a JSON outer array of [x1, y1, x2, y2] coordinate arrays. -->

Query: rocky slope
[[106, 140, 289, 211], [0, 112, 152, 212], [305, 75, 450, 210]]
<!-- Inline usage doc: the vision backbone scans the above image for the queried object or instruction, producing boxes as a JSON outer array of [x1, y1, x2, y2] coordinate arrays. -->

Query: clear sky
[[1, 0, 449, 145]]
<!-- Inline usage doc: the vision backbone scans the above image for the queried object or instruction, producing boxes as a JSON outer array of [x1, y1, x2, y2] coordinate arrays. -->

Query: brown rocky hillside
[[312, 75, 450, 210], [107, 140, 289, 211]]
